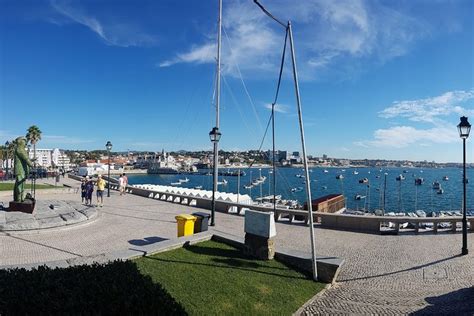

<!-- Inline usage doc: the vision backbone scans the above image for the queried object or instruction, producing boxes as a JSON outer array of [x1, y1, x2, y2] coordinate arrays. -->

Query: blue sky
[[0, 0, 473, 162]]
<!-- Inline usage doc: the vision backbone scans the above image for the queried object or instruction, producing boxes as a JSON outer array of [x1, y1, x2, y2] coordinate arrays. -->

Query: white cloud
[[160, 0, 437, 79], [264, 103, 289, 114], [159, 43, 216, 67], [50, 0, 157, 47], [379, 89, 474, 123], [356, 88, 474, 149], [355, 125, 459, 148]]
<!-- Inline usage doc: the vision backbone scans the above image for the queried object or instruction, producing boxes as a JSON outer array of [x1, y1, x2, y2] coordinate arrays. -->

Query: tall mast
[[210, 0, 222, 226], [288, 21, 318, 281]]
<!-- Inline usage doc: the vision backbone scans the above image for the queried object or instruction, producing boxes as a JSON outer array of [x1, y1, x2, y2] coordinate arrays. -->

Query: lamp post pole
[[106, 141, 113, 197], [457, 116, 470, 255], [462, 137, 468, 255], [209, 128, 221, 226], [4, 141, 10, 181]]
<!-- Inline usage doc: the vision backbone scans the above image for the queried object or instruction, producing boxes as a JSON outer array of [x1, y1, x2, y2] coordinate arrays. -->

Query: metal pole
[[462, 138, 468, 255], [272, 107, 276, 213], [237, 168, 240, 204], [383, 173, 387, 216], [211, 0, 222, 227], [107, 150, 111, 197], [288, 21, 318, 281], [5, 150, 8, 181], [367, 183, 370, 212]]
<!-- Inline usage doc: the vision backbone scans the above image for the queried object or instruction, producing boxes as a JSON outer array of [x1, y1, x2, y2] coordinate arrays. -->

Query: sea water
[[127, 167, 473, 213]]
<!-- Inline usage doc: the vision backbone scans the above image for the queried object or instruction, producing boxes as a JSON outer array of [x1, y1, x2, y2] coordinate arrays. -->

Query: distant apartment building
[[265, 150, 291, 162], [29, 148, 71, 170]]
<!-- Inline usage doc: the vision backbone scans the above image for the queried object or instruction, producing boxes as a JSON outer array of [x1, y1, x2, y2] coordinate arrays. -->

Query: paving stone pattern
[[0, 177, 472, 314]]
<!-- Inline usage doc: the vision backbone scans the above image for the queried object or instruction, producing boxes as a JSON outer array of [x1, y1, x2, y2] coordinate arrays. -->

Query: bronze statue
[[13, 137, 33, 202]]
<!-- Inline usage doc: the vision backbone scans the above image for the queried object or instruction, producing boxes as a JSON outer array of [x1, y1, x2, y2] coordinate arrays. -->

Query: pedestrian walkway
[[0, 182, 472, 314]]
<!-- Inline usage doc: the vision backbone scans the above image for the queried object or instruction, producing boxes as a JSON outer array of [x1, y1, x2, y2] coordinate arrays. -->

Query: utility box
[[175, 214, 196, 237], [192, 212, 211, 233]]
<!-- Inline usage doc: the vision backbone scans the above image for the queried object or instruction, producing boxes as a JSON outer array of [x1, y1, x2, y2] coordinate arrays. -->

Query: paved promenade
[[0, 177, 472, 314]]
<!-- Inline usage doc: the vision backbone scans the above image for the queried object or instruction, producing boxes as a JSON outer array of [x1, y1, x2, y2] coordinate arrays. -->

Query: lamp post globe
[[106, 141, 113, 197], [458, 116, 470, 255], [209, 127, 221, 226]]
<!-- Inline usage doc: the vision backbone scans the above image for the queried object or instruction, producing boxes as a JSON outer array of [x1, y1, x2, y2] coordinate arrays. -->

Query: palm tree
[[26, 125, 42, 165]]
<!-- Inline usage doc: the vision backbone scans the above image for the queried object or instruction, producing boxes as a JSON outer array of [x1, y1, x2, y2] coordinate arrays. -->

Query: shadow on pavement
[[128, 236, 168, 246], [339, 254, 462, 282], [410, 287, 474, 315]]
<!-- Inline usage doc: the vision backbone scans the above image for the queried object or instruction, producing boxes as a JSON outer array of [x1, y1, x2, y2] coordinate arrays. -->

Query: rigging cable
[[222, 25, 263, 135]]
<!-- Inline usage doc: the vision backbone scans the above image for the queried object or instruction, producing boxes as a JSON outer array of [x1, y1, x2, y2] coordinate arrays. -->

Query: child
[[81, 178, 87, 203], [85, 176, 94, 206]]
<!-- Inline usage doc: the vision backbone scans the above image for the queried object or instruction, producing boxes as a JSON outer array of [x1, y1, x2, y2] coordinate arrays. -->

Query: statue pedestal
[[8, 199, 36, 214]]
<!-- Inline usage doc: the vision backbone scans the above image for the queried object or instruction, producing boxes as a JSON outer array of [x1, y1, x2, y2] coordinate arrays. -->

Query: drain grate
[[423, 267, 448, 280]]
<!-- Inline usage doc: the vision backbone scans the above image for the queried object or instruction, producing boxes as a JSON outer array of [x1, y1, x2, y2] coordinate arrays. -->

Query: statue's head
[[15, 137, 27, 147]]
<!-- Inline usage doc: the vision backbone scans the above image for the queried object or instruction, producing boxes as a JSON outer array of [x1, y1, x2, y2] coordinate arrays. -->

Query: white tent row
[[132, 184, 253, 204]]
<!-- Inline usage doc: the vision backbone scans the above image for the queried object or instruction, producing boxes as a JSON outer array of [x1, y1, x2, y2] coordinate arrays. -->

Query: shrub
[[0, 260, 186, 315]]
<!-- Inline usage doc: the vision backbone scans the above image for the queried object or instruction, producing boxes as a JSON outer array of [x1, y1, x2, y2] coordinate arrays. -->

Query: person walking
[[85, 176, 94, 206], [122, 173, 128, 195], [80, 178, 87, 204], [96, 174, 106, 207], [118, 174, 125, 195]]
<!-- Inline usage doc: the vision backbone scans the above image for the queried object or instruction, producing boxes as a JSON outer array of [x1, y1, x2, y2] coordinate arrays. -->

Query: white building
[[29, 148, 71, 170]]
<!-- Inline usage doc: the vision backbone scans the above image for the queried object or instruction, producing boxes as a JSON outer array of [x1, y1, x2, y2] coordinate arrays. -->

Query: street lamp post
[[457, 116, 471, 255], [209, 127, 221, 226], [4, 141, 9, 180], [106, 141, 113, 197]]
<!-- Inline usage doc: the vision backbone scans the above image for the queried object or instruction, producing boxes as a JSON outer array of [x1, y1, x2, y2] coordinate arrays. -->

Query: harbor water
[[126, 167, 473, 213]]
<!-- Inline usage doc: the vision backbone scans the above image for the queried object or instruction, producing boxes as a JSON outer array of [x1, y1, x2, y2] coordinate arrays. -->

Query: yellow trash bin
[[175, 214, 197, 237]]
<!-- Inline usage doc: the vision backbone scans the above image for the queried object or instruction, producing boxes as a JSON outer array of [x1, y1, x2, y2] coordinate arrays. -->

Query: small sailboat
[[396, 174, 405, 181], [415, 177, 424, 185]]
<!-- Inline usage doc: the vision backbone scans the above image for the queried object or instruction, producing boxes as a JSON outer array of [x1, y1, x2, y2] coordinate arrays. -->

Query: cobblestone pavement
[[0, 179, 472, 314]]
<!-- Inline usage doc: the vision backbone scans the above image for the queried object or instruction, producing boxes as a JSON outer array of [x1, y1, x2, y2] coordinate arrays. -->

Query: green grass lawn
[[0, 183, 56, 191], [136, 240, 324, 315]]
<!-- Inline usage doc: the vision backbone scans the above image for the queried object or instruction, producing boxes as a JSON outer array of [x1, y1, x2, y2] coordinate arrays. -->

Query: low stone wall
[[88, 181, 474, 235]]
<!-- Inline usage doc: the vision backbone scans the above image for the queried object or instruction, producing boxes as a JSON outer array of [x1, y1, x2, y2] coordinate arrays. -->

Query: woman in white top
[[118, 174, 125, 195]]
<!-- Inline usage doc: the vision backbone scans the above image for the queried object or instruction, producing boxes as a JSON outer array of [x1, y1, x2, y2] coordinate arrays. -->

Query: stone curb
[[293, 283, 333, 316]]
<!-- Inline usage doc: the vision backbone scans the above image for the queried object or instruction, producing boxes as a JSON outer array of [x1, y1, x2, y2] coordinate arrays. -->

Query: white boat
[[217, 179, 228, 185], [323, 169, 329, 173], [291, 187, 303, 193], [415, 210, 427, 217], [170, 182, 181, 186], [336, 174, 344, 180], [178, 177, 189, 183], [353, 170, 359, 175], [442, 176, 449, 181], [244, 184, 253, 189], [194, 185, 203, 189]]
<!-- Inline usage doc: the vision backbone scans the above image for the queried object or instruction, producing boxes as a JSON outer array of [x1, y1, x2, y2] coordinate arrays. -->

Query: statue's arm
[[18, 149, 34, 168]]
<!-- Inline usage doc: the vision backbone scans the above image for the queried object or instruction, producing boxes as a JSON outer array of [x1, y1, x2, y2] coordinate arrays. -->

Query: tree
[[26, 125, 42, 165]]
